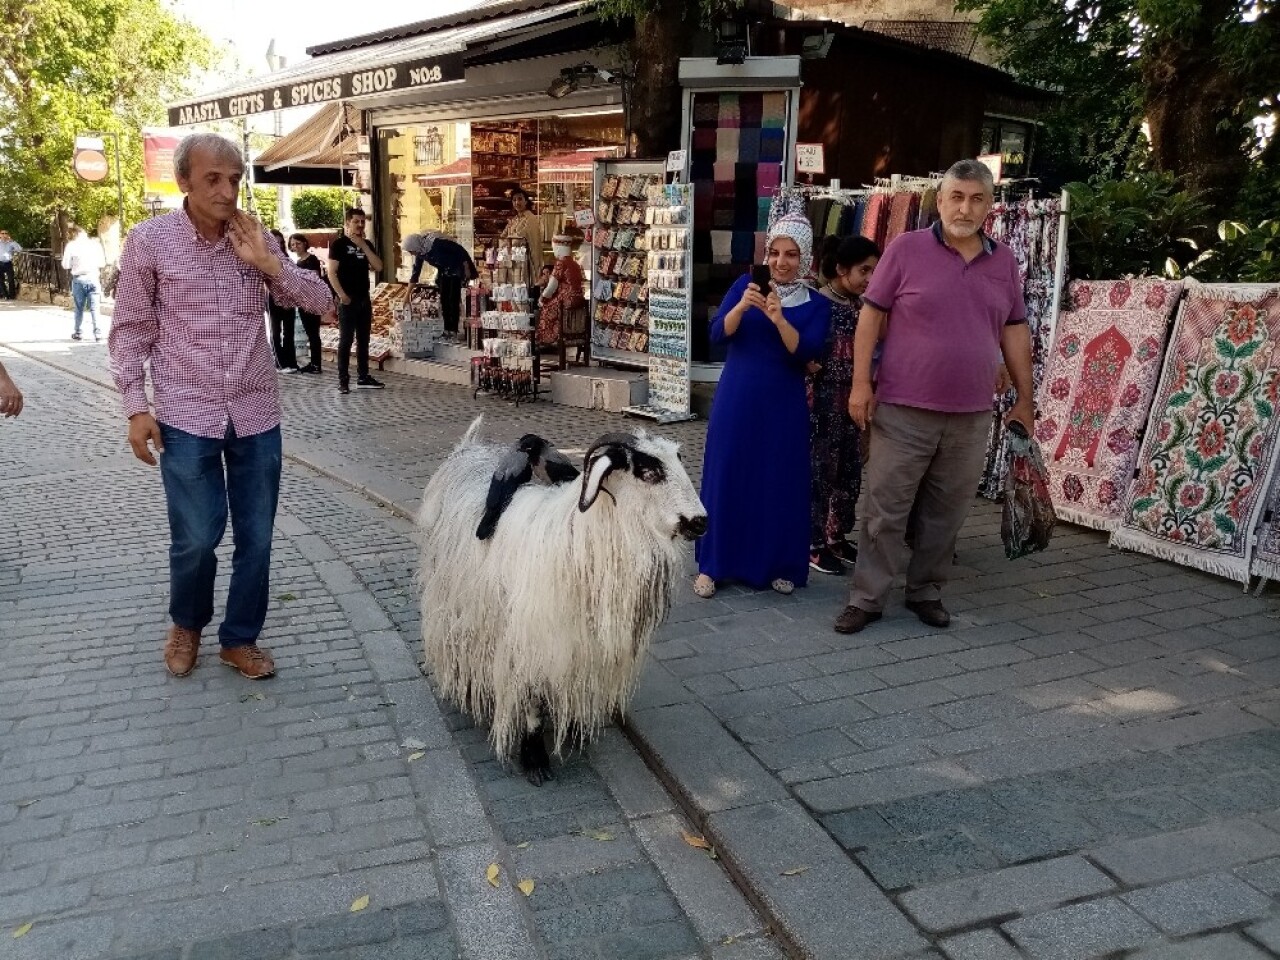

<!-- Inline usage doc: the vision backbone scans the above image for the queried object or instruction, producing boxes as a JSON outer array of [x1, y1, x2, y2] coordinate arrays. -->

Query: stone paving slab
[[8, 302, 1280, 959], [0, 340, 780, 960]]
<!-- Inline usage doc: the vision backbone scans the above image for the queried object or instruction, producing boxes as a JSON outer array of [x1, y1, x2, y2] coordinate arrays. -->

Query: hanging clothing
[[697, 272, 832, 588], [809, 285, 863, 548]]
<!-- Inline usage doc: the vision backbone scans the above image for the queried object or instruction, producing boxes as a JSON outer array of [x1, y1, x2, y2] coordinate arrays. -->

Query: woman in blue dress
[[694, 214, 832, 597]]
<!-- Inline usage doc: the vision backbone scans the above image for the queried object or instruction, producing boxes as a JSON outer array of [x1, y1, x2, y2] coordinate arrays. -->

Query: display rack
[[468, 236, 541, 403], [395, 283, 444, 359], [589, 159, 664, 368], [624, 182, 695, 423], [471, 122, 538, 238]]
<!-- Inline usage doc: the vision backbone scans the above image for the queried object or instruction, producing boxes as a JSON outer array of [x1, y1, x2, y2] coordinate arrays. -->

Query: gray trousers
[[848, 402, 991, 612]]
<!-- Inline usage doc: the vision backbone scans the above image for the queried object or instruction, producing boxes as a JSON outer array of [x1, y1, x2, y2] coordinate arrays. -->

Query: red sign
[[143, 128, 183, 199], [73, 149, 109, 182]]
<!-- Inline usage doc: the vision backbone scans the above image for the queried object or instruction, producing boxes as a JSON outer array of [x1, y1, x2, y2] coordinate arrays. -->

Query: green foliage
[[589, 0, 741, 22], [1190, 220, 1280, 284], [1066, 174, 1208, 280], [0, 0, 216, 244], [250, 187, 279, 231], [291, 189, 347, 230]]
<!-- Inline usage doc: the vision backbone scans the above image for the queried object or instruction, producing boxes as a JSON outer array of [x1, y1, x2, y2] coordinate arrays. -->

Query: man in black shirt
[[327, 208, 385, 394]]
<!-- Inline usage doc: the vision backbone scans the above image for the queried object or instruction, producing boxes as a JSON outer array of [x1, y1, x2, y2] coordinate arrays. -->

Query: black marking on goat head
[[579, 433, 636, 512]]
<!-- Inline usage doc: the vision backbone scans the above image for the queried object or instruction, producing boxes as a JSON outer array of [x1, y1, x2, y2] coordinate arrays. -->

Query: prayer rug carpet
[[1112, 281, 1280, 583], [1036, 278, 1183, 531]]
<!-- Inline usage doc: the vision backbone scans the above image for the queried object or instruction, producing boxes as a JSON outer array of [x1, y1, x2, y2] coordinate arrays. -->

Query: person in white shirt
[[0, 230, 21, 300], [62, 226, 106, 341]]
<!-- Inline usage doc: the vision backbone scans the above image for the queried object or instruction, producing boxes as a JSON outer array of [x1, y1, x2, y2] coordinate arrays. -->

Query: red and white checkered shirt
[[109, 206, 334, 439]]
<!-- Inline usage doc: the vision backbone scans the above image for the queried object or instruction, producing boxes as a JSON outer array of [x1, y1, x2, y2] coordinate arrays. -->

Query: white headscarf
[[402, 232, 438, 256], [765, 214, 813, 306]]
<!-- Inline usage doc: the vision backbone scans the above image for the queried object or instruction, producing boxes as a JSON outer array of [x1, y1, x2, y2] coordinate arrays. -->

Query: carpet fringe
[[1108, 527, 1252, 585]]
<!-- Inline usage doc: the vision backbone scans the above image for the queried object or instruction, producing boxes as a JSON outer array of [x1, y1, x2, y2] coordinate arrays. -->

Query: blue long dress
[[696, 273, 832, 589]]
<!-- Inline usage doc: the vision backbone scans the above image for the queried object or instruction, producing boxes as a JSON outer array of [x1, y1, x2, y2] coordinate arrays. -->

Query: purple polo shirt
[[863, 222, 1026, 413]]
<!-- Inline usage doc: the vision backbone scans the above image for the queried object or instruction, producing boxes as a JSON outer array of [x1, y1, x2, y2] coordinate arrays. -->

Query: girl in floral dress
[[808, 236, 879, 575]]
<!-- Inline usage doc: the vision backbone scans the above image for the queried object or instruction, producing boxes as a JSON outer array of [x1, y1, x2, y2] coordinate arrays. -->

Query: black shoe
[[338, 383, 350, 395], [905, 599, 951, 628], [356, 376, 385, 389], [71, 333, 81, 341], [302, 364, 321, 374], [830, 539, 858, 565], [833, 605, 882, 634], [809, 547, 845, 576]]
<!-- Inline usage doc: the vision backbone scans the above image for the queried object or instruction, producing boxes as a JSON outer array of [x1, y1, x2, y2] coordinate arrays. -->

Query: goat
[[416, 416, 707, 783]]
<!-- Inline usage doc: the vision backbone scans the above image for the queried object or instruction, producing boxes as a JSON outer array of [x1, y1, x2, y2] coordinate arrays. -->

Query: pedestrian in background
[[62, 225, 106, 341], [0, 229, 22, 300], [836, 159, 1034, 635], [403, 231, 478, 341], [328, 208, 384, 394], [268, 229, 299, 371], [288, 233, 326, 374], [808, 235, 879, 576], [109, 132, 335, 680]]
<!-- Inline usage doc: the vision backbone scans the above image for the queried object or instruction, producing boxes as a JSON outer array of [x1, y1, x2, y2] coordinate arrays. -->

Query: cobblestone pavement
[[0, 338, 781, 960], [6, 301, 1280, 959]]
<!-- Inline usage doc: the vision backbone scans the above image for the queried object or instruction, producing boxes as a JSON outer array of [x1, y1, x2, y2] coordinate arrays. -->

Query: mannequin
[[536, 232, 585, 346]]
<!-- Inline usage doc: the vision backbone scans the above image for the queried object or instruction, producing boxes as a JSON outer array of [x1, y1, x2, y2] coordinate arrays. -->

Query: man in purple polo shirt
[[835, 159, 1034, 634]]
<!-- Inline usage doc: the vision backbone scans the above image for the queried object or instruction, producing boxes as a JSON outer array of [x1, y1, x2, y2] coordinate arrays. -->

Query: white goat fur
[[416, 417, 704, 761]]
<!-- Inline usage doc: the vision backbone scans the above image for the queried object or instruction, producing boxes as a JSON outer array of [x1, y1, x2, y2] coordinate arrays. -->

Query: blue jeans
[[72, 277, 100, 336], [158, 422, 282, 647]]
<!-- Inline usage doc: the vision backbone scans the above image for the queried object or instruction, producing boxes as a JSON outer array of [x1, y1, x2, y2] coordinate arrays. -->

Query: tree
[[0, 0, 215, 246], [591, 0, 742, 157], [292, 189, 348, 229], [956, 0, 1280, 219]]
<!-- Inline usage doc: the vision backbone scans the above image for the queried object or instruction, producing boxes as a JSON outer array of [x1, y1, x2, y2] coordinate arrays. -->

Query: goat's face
[[578, 432, 707, 541]]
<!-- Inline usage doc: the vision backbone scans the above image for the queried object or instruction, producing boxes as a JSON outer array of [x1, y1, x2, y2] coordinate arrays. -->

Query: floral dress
[[808, 286, 862, 548]]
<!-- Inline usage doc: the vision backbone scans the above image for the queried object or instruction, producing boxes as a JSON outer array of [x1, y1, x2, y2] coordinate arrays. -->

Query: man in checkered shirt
[[109, 133, 335, 681]]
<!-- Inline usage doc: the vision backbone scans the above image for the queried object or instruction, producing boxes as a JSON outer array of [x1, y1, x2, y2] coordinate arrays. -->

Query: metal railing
[[13, 250, 70, 301]]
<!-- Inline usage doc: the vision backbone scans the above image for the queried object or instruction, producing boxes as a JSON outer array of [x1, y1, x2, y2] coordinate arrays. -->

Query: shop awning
[[257, 103, 363, 171], [166, 1, 591, 126]]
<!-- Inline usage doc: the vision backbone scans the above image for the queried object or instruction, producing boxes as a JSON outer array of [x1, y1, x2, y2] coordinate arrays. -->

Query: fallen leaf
[[276, 593, 297, 602], [709, 846, 719, 860], [12, 922, 32, 938], [239, 693, 265, 703], [407, 751, 425, 762], [350, 894, 369, 913], [681, 831, 712, 851], [579, 828, 615, 842], [517, 879, 535, 896], [486, 863, 501, 888], [401, 737, 427, 750], [249, 817, 288, 827], [516, 842, 530, 849], [16, 799, 38, 809], [780, 866, 810, 877]]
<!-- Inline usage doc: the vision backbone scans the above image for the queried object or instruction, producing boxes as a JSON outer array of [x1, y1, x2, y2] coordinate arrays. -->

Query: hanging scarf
[[765, 213, 813, 306]]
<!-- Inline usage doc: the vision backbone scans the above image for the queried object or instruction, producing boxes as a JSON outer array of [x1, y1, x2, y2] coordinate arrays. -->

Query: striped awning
[[256, 103, 364, 172]]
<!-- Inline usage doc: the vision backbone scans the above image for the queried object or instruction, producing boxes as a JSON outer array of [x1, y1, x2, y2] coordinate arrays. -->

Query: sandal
[[693, 575, 716, 599], [771, 579, 795, 595]]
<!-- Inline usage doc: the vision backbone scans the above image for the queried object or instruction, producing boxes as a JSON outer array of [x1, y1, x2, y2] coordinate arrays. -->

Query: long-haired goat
[[416, 417, 707, 783]]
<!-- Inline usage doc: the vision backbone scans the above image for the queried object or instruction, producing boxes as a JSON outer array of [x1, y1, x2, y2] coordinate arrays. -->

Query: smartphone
[[751, 264, 771, 291]]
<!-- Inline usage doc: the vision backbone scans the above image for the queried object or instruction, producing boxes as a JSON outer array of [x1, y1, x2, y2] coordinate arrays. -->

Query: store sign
[[167, 50, 465, 126], [73, 148, 109, 182], [795, 143, 825, 175], [665, 149, 687, 173], [573, 208, 596, 228], [978, 152, 1004, 184]]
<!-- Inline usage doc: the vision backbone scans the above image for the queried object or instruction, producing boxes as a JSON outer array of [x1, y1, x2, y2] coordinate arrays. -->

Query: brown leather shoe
[[219, 644, 276, 679], [164, 625, 201, 677], [906, 599, 951, 628], [833, 605, 882, 634]]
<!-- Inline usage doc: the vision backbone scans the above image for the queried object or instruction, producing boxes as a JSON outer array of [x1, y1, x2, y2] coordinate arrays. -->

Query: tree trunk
[[630, 0, 697, 158], [1142, 1, 1248, 221]]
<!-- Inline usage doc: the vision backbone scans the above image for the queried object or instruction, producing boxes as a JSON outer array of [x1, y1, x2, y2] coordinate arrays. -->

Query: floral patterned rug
[[1112, 281, 1280, 583], [1255, 476, 1280, 583], [1036, 279, 1183, 530]]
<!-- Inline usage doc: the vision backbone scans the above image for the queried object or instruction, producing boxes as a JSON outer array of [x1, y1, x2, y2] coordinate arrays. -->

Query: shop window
[[414, 127, 444, 166], [980, 117, 1033, 179]]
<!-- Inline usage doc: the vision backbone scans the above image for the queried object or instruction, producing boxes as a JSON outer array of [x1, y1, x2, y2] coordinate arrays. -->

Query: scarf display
[[1112, 281, 1280, 583], [1036, 279, 1184, 531], [976, 198, 1067, 499]]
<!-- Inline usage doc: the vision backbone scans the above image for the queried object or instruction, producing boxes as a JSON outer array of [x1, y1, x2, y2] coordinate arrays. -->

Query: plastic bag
[[1001, 420, 1056, 560]]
